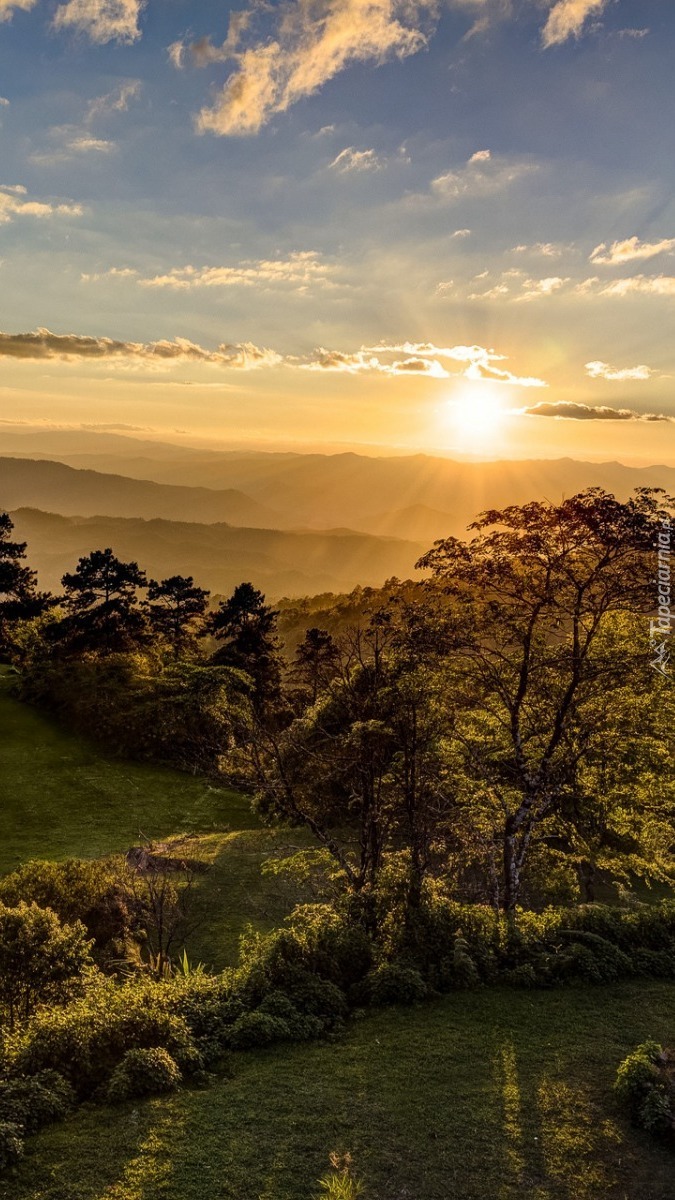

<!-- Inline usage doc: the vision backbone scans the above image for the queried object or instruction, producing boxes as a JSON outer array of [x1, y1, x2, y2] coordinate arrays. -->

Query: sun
[[446, 382, 508, 450]]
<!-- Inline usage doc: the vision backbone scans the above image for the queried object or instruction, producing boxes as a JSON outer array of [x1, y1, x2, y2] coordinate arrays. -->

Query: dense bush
[[355, 964, 428, 1007], [614, 1041, 675, 1137], [7, 977, 197, 1098], [0, 1071, 74, 1134], [107, 1047, 182, 1103], [0, 1122, 23, 1172], [0, 902, 95, 1028], [0, 859, 141, 967], [20, 653, 249, 773]]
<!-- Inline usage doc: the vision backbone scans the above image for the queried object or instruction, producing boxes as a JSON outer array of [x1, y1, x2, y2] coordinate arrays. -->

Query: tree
[[252, 617, 451, 905], [289, 627, 340, 705], [417, 487, 673, 911], [0, 902, 94, 1029], [209, 582, 282, 711], [144, 575, 210, 651], [0, 513, 52, 660], [125, 838, 205, 977], [57, 548, 148, 654]]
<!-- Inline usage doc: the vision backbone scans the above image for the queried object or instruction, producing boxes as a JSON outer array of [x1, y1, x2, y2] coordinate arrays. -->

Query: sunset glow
[[0, 1, 672, 462]]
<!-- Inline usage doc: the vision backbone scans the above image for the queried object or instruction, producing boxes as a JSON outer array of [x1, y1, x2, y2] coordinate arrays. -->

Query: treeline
[[1, 487, 674, 915]]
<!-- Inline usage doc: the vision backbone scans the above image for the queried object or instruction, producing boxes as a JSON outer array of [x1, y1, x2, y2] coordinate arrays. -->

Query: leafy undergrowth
[[3, 983, 675, 1200]]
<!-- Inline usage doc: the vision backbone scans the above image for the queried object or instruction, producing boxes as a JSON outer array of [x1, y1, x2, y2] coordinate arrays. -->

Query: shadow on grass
[[4, 983, 675, 1200]]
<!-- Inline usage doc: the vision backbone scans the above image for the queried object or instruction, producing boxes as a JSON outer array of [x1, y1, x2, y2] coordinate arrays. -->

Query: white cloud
[[137, 252, 336, 292], [585, 360, 654, 382], [0, 0, 37, 21], [600, 275, 675, 298], [0, 97, 10, 106], [52, 0, 143, 44], [511, 241, 567, 257], [366, 340, 547, 387], [329, 146, 383, 173], [0, 184, 83, 224], [517, 275, 569, 301], [451, 228, 471, 238], [428, 151, 537, 202], [86, 80, 141, 120], [541, 0, 608, 49], [590, 236, 675, 266], [196, 0, 437, 136], [81, 267, 139, 282]]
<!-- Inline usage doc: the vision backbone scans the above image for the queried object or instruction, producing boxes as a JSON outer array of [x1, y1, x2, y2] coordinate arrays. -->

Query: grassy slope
[[4, 983, 675, 1200], [3, 670, 675, 1198], [0, 669, 309, 966]]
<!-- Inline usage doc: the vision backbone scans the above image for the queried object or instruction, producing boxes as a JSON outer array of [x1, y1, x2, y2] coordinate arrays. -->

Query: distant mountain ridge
[[0, 458, 284, 528], [10, 508, 426, 598]]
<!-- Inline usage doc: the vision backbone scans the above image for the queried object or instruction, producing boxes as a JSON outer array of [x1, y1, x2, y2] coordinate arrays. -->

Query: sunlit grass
[[4, 984, 675, 1200]]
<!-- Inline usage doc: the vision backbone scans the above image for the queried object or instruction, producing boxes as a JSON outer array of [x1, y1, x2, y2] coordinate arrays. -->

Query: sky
[[0, 0, 674, 462]]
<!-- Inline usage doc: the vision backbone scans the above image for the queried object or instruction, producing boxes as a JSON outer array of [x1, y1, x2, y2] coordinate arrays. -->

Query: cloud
[[170, 11, 254, 70], [366, 340, 548, 387], [452, 228, 471, 238], [137, 252, 335, 292], [86, 80, 141, 120], [541, 0, 608, 48], [81, 267, 139, 282], [52, 0, 143, 44], [0, 185, 83, 224], [590, 236, 675, 266], [0, 328, 281, 369], [517, 275, 570, 301], [30, 81, 141, 164], [196, 0, 437, 136], [428, 151, 537, 201], [523, 400, 673, 422], [511, 241, 567, 257], [329, 146, 382, 173], [585, 360, 654, 382], [600, 275, 675, 298], [0, 0, 37, 21], [0, 97, 10, 106]]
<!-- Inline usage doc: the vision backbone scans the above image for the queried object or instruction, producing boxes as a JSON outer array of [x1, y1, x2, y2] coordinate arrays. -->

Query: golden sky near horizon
[[0, 0, 674, 464]]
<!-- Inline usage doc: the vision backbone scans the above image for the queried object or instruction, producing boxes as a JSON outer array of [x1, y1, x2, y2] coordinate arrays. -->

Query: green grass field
[[3, 667, 675, 1199], [4, 983, 675, 1200]]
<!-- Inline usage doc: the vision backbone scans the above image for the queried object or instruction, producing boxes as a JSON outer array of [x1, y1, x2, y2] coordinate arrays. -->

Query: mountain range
[[1, 430, 672, 598]]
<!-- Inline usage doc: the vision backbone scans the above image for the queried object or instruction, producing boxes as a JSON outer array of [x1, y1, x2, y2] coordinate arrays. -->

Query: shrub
[[0, 1071, 74, 1135], [107, 1047, 182, 1103], [0, 859, 141, 967], [0, 901, 95, 1029], [228, 1011, 291, 1050], [0, 1122, 23, 1172], [8, 977, 196, 1098], [358, 964, 427, 1007], [614, 1041, 675, 1138]]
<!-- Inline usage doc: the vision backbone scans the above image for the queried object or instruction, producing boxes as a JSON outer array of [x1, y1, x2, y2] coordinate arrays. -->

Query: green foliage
[[0, 859, 140, 967], [228, 1011, 291, 1050], [0, 1072, 74, 1135], [614, 1041, 675, 1137], [315, 1152, 364, 1199], [0, 1122, 23, 1172], [7, 978, 196, 1098], [20, 652, 251, 773], [357, 964, 428, 1007], [0, 902, 95, 1029], [106, 1047, 182, 1103]]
